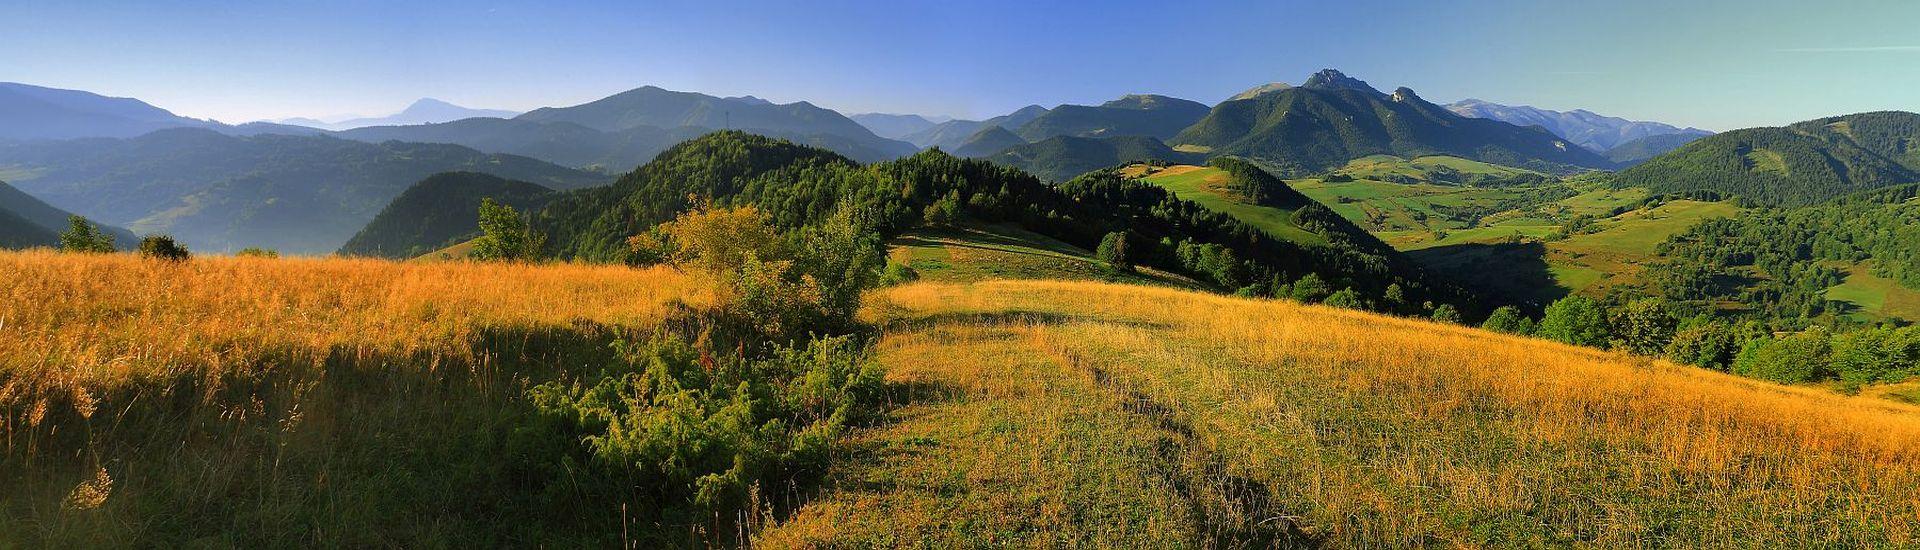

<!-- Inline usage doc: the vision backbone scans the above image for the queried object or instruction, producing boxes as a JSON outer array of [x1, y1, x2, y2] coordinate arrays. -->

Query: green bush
[[1323, 287, 1367, 309], [1429, 303, 1462, 324], [1096, 231, 1132, 273], [1480, 306, 1533, 335], [880, 261, 921, 286], [1732, 329, 1832, 384], [137, 235, 190, 261], [472, 198, 545, 262]]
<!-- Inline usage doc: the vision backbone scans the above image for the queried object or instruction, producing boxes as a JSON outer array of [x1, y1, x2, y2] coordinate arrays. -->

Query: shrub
[[1665, 318, 1748, 371], [1732, 329, 1832, 384], [235, 247, 279, 258], [1289, 273, 1331, 303], [1430, 303, 1462, 324], [137, 235, 190, 261], [880, 261, 920, 286], [1480, 306, 1533, 335], [1537, 295, 1609, 347], [1323, 287, 1367, 310], [59, 215, 116, 253], [1096, 231, 1132, 273]]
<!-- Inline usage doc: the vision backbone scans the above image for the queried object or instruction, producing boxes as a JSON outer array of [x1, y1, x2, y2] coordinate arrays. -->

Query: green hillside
[[339, 172, 557, 258], [1614, 111, 1920, 205], [0, 179, 137, 249], [1012, 94, 1211, 142], [538, 131, 1470, 314], [1128, 163, 1326, 245], [1605, 132, 1708, 166], [950, 125, 1026, 158], [1645, 184, 1920, 325], [1171, 70, 1613, 175], [987, 135, 1202, 181], [0, 129, 603, 254]]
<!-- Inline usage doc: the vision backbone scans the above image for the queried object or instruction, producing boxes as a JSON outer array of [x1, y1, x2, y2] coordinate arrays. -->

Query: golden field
[[5, 250, 1920, 547], [766, 280, 1920, 547]]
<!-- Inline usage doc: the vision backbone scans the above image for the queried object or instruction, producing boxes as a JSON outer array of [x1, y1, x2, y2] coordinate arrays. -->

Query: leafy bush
[[1429, 303, 1462, 324], [1480, 306, 1533, 335], [137, 235, 190, 261], [235, 247, 279, 258], [880, 261, 920, 286], [1096, 231, 1132, 273], [1323, 288, 1367, 309], [1732, 329, 1832, 383]]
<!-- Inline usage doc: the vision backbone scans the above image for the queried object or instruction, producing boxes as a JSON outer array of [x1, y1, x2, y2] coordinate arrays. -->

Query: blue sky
[[3, 0, 1915, 131]]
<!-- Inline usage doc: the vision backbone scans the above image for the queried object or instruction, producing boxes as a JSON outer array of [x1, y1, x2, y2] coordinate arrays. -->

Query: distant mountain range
[[1613, 111, 1920, 206], [1445, 98, 1712, 156], [904, 105, 1051, 151], [1172, 69, 1613, 175], [337, 86, 917, 169], [0, 82, 220, 140], [848, 113, 948, 140], [278, 98, 519, 131], [0, 129, 604, 253]]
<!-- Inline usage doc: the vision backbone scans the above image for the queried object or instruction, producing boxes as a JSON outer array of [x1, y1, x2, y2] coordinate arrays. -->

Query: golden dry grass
[[764, 279, 1920, 546], [0, 249, 695, 418]]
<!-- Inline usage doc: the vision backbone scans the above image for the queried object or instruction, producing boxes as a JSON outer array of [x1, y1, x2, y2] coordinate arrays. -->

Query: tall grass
[[838, 280, 1920, 546], [0, 250, 696, 546]]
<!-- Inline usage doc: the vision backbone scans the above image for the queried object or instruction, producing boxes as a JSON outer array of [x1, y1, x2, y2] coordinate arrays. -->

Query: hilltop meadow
[[6, 247, 1920, 547]]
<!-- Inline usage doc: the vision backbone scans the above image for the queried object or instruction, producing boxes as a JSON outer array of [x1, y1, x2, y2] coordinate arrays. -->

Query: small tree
[[1096, 231, 1132, 273], [1382, 283, 1406, 311], [471, 198, 545, 262], [236, 247, 279, 258], [1429, 303, 1462, 324], [1537, 295, 1609, 347], [59, 215, 116, 253], [137, 235, 190, 262], [1611, 298, 1678, 355]]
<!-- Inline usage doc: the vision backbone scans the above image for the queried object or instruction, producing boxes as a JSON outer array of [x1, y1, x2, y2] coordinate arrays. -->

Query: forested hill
[[0, 179, 137, 249], [1646, 183, 1920, 324], [987, 135, 1202, 181], [1614, 111, 1920, 206], [338, 172, 558, 259], [534, 131, 1478, 315], [1170, 70, 1612, 175]]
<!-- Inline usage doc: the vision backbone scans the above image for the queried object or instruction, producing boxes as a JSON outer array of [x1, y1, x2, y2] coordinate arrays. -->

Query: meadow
[[768, 279, 1920, 547], [8, 250, 1920, 547], [0, 250, 703, 546]]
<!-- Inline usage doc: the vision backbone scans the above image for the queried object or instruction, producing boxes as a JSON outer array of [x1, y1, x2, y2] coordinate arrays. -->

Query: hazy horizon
[[5, 0, 1917, 132]]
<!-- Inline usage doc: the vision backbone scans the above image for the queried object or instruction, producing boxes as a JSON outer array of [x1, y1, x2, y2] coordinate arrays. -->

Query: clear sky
[[3, 0, 1915, 131]]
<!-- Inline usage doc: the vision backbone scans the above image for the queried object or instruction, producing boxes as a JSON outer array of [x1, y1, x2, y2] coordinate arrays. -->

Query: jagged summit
[[1301, 69, 1382, 95]]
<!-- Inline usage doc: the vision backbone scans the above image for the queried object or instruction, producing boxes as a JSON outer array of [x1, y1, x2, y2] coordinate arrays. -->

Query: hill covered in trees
[[1646, 183, 1920, 325], [1614, 111, 1920, 206], [0, 129, 603, 253], [338, 172, 558, 258], [987, 135, 1202, 181], [0, 179, 136, 249], [1011, 94, 1211, 142], [1605, 132, 1710, 166], [1171, 70, 1613, 175], [529, 131, 1471, 315], [949, 125, 1027, 158]]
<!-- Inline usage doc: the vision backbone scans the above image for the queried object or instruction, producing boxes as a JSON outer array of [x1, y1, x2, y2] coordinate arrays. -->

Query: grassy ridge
[[767, 280, 1920, 546], [1130, 165, 1327, 245]]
